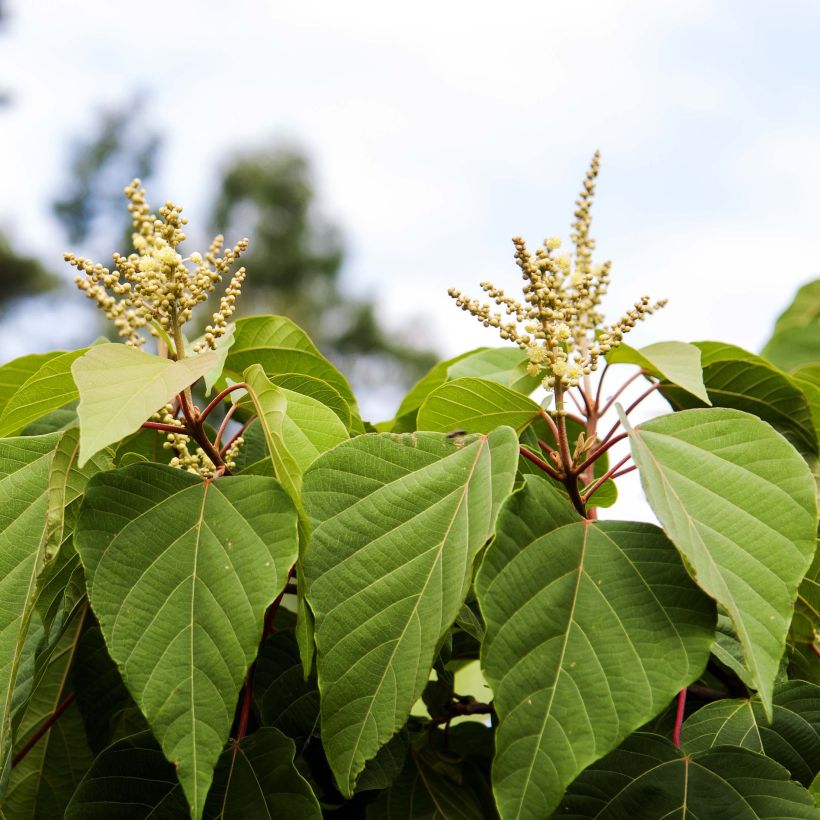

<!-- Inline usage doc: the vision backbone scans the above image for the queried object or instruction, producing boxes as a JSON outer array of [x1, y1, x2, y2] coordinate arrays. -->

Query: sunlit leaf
[[71, 344, 221, 466], [623, 406, 818, 715], [75, 464, 299, 818]]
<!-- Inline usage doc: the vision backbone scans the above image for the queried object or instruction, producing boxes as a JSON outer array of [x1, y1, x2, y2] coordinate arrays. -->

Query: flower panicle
[[448, 153, 666, 389], [65, 179, 249, 352]]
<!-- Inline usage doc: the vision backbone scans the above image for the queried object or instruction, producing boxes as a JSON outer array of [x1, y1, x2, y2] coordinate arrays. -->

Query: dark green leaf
[[303, 429, 518, 795]]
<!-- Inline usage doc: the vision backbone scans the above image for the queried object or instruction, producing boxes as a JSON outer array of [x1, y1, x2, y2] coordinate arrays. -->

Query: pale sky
[[1, 1, 819, 519]]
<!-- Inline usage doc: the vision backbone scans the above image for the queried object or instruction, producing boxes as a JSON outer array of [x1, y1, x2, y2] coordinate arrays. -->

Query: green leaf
[[0, 349, 87, 437], [447, 347, 541, 394], [71, 344, 222, 466], [1, 613, 92, 819], [73, 626, 149, 755], [712, 611, 756, 689], [771, 279, 820, 335], [659, 342, 818, 458], [763, 325, 820, 372], [202, 727, 321, 819], [0, 353, 61, 418], [243, 365, 348, 479], [622, 406, 818, 715], [303, 428, 518, 795], [791, 544, 820, 678], [224, 315, 358, 411], [384, 350, 481, 433], [268, 373, 352, 430], [417, 377, 542, 434], [681, 680, 820, 787], [252, 631, 319, 745], [557, 732, 818, 818], [606, 340, 710, 404], [475, 475, 715, 820], [366, 743, 488, 820], [75, 464, 299, 818], [185, 323, 236, 395], [0, 431, 109, 777], [64, 731, 188, 819]]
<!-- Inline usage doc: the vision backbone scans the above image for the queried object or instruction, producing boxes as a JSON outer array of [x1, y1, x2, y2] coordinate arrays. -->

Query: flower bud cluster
[[66, 180, 248, 350], [449, 153, 666, 389]]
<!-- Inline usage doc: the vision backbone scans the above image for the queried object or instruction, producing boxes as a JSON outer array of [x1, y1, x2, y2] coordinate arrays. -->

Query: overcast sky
[[1, 1, 819, 470]]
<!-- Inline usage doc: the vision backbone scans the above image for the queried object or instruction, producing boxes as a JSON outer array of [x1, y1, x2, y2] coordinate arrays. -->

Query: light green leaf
[[790, 544, 820, 685], [607, 340, 710, 404], [303, 428, 518, 795], [763, 325, 820, 372], [202, 727, 321, 819], [269, 373, 351, 430], [1, 613, 92, 820], [0, 349, 87, 438], [0, 353, 63, 422], [185, 323, 236, 395], [71, 344, 221, 466], [224, 315, 358, 412], [771, 279, 820, 335], [475, 475, 715, 820], [558, 732, 818, 818], [712, 611, 756, 689], [681, 680, 820, 787], [384, 349, 479, 433], [447, 347, 542, 394], [64, 731, 189, 819], [75, 464, 299, 818], [417, 377, 542, 434], [623, 406, 818, 715], [660, 341, 818, 458]]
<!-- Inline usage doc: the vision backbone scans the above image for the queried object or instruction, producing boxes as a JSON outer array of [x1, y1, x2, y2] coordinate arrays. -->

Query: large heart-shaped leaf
[[417, 377, 542, 434], [659, 342, 817, 458], [72, 344, 221, 466], [75, 464, 299, 818], [763, 325, 820, 372], [623, 407, 818, 715], [303, 428, 518, 795], [447, 347, 541, 394], [0, 349, 87, 437], [606, 340, 710, 403], [558, 732, 817, 818], [681, 680, 820, 787], [475, 475, 715, 820]]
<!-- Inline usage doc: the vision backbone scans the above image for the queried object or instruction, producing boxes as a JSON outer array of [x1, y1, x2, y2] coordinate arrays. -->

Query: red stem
[[573, 433, 627, 477], [537, 438, 558, 458], [539, 409, 561, 442], [673, 688, 687, 748], [581, 454, 632, 502], [200, 382, 249, 422], [215, 403, 239, 450], [142, 421, 190, 434], [594, 362, 610, 411], [610, 464, 637, 480], [12, 692, 76, 768], [235, 582, 290, 742], [220, 414, 258, 457], [599, 369, 646, 417], [519, 446, 564, 481], [623, 382, 662, 416]]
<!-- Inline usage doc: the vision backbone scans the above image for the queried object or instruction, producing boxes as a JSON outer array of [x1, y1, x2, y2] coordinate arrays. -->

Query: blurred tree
[[52, 97, 160, 246], [211, 148, 436, 385], [0, 236, 59, 315], [0, 2, 60, 311]]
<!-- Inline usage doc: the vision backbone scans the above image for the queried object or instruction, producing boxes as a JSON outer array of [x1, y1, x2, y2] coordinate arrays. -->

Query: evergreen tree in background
[[51, 109, 436, 393]]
